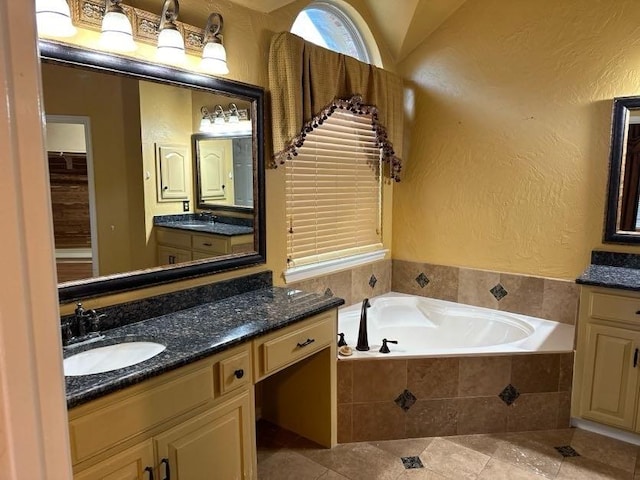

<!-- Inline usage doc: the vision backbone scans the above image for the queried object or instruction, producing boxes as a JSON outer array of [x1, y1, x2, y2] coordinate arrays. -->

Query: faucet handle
[[379, 338, 398, 354], [88, 309, 107, 331]]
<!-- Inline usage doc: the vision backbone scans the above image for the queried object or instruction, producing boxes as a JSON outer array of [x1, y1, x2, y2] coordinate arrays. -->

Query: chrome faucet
[[356, 298, 371, 351]]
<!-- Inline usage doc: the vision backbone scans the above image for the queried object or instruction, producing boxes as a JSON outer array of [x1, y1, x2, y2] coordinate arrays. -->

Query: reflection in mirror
[[39, 41, 265, 302], [193, 134, 253, 210], [605, 96, 640, 243]]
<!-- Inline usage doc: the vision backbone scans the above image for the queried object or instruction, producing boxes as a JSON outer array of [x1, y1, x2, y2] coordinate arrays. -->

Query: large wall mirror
[[605, 96, 640, 243], [39, 41, 266, 303]]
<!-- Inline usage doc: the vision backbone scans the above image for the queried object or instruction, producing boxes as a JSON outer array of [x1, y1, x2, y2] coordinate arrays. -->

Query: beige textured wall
[[396, 0, 640, 280]]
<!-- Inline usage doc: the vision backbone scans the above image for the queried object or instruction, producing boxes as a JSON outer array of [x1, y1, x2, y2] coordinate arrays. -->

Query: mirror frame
[[192, 133, 254, 213], [604, 96, 640, 243], [39, 40, 266, 303]]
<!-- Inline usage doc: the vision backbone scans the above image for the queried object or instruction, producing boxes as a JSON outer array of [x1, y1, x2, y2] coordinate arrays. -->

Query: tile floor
[[257, 421, 640, 479]]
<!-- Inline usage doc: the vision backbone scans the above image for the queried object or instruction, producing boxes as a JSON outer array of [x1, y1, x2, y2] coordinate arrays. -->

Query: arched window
[[291, 1, 374, 64]]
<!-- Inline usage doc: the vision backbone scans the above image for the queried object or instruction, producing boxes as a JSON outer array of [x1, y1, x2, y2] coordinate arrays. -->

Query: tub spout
[[356, 298, 371, 351]]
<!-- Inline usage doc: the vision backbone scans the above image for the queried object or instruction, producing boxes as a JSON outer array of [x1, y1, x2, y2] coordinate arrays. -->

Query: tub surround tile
[[337, 360, 353, 404], [458, 268, 500, 309], [541, 279, 579, 325], [337, 404, 352, 444], [511, 354, 560, 393], [392, 260, 580, 327], [395, 389, 418, 411], [352, 359, 407, 403], [498, 384, 521, 406], [557, 392, 572, 429], [458, 356, 511, 397], [407, 358, 459, 399], [290, 270, 353, 307], [352, 402, 407, 442], [558, 353, 574, 392], [498, 274, 544, 318], [416, 272, 430, 288], [406, 399, 458, 438], [352, 260, 392, 302], [64, 285, 344, 408], [369, 274, 378, 288], [456, 397, 507, 435], [507, 392, 560, 432]]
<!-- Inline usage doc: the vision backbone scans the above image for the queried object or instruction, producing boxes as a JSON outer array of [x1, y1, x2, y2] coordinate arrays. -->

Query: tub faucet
[[356, 298, 371, 351]]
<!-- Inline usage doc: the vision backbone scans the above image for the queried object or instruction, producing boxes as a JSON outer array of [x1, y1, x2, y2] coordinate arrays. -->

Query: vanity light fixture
[[199, 104, 251, 135], [35, 0, 77, 38], [228, 103, 240, 123], [156, 0, 185, 63], [200, 13, 229, 75], [99, 0, 136, 52]]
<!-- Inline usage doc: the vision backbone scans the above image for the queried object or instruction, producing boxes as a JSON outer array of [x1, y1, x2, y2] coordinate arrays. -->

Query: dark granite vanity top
[[64, 287, 343, 408], [576, 251, 640, 291], [154, 213, 253, 236]]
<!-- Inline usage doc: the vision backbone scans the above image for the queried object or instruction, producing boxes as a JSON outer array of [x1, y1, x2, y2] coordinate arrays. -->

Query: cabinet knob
[[234, 369, 244, 379], [144, 466, 154, 480], [634, 348, 639, 368]]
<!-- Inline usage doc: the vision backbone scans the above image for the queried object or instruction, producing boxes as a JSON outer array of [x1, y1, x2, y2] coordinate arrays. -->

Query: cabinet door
[[75, 440, 154, 480], [155, 390, 255, 480], [157, 245, 192, 266], [156, 144, 189, 201], [199, 140, 232, 203], [580, 323, 640, 429]]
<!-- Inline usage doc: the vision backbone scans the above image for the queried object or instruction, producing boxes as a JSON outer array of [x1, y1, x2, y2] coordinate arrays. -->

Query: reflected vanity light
[[36, 0, 77, 38], [156, 0, 185, 63], [99, 0, 136, 52], [199, 104, 251, 136], [200, 13, 229, 75]]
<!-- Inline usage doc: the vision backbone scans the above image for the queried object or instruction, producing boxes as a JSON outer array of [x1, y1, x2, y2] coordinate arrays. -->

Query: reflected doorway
[[45, 116, 99, 282]]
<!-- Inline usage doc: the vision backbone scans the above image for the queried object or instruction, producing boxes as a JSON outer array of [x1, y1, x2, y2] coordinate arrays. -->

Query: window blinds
[[286, 109, 382, 267]]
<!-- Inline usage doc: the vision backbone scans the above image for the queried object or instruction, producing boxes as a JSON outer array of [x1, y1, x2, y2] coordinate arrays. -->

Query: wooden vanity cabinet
[[156, 227, 253, 265], [574, 286, 640, 431], [69, 344, 256, 480]]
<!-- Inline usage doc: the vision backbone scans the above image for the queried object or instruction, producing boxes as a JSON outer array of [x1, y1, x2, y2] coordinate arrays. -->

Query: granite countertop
[[64, 287, 344, 408], [576, 251, 640, 291], [156, 220, 253, 236]]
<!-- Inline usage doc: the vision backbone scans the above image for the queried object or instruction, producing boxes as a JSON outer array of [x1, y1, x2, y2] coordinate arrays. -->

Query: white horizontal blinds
[[286, 109, 382, 267]]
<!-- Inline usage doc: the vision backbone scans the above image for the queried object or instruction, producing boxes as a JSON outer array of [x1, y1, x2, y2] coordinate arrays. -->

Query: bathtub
[[338, 292, 574, 358]]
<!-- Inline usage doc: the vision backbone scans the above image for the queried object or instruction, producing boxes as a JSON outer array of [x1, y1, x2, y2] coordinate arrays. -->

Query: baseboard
[[571, 417, 640, 446]]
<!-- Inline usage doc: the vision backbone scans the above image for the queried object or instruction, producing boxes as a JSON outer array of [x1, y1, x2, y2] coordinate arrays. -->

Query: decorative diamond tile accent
[[369, 274, 378, 288], [490, 283, 508, 301], [555, 446, 580, 457], [401, 456, 424, 469], [415, 273, 430, 288], [324, 288, 334, 297], [395, 389, 417, 411], [498, 384, 520, 406]]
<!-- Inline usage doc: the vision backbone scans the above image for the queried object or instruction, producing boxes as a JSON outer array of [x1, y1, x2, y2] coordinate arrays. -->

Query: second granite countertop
[[64, 287, 344, 409]]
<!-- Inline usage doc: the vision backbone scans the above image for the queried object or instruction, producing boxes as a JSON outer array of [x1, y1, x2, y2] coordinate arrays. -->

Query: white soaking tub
[[338, 292, 574, 359]]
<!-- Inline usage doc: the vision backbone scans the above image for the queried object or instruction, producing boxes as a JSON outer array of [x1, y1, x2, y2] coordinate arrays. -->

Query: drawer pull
[[635, 348, 639, 368], [144, 466, 154, 480], [161, 458, 170, 480], [203, 242, 213, 247], [636, 310, 640, 315], [296, 338, 315, 348], [234, 368, 244, 379]]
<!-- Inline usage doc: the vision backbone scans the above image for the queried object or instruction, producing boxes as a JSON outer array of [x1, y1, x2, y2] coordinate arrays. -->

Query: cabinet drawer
[[254, 311, 335, 380], [192, 234, 229, 254], [219, 350, 251, 395], [69, 364, 215, 464], [156, 228, 191, 248], [590, 292, 640, 325]]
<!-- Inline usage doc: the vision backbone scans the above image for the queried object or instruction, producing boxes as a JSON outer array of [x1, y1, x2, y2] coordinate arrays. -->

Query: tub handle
[[297, 338, 315, 348], [634, 348, 639, 368], [379, 338, 398, 354]]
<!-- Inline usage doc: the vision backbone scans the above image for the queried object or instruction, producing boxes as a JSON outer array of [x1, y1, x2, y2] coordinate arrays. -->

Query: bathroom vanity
[[574, 253, 640, 433], [64, 284, 341, 479]]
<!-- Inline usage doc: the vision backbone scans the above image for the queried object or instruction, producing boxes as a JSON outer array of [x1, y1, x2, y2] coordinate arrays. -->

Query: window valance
[[268, 32, 404, 180]]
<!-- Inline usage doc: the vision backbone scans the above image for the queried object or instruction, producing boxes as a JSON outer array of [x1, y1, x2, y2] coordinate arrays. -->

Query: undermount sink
[[63, 341, 166, 376]]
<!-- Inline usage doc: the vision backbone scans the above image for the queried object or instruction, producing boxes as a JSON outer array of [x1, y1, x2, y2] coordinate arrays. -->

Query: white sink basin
[[64, 342, 166, 376]]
